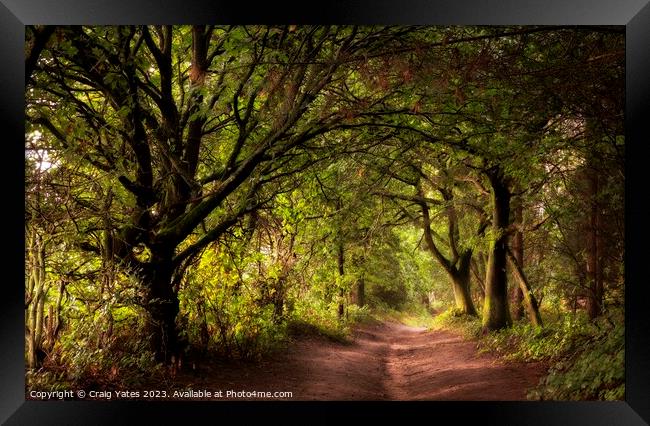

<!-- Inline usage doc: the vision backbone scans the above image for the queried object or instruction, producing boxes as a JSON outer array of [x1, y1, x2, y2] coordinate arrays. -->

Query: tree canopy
[[25, 25, 624, 399]]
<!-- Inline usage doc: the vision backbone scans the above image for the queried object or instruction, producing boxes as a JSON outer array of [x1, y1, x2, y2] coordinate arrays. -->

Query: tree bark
[[143, 247, 180, 363], [272, 277, 286, 325], [511, 198, 525, 320], [506, 248, 543, 327], [337, 239, 345, 320], [450, 250, 478, 316], [419, 187, 478, 316], [356, 278, 365, 307], [25, 26, 56, 85], [482, 168, 512, 331], [26, 228, 47, 370], [585, 163, 603, 320]]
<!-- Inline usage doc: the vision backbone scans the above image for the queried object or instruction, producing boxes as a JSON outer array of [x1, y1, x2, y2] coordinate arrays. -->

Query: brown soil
[[172, 320, 546, 401]]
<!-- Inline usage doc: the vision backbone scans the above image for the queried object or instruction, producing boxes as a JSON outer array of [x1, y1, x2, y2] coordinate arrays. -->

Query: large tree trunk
[[144, 247, 180, 363], [272, 277, 286, 325], [482, 168, 512, 331]]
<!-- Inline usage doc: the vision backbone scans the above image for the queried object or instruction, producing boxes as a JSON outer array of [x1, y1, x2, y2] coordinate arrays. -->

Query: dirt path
[[174, 321, 546, 401]]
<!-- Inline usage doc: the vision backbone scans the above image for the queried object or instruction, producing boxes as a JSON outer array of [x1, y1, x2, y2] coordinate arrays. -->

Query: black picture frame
[[2, 1, 649, 423]]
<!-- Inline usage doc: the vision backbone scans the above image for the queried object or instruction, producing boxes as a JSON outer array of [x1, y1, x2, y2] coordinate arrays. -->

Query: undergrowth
[[26, 315, 165, 393], [433, 307, 624, 400]]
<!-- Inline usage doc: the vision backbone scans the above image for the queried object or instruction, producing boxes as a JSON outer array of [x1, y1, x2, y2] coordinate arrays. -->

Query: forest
[[25, 25, 624, 401]]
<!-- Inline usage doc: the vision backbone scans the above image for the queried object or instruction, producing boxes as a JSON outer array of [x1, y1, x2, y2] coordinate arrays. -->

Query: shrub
[[528, 312, 624, 400], [28, 312, 163, 392], [432, 307, 624, 400], [432, 307, 482, 338]]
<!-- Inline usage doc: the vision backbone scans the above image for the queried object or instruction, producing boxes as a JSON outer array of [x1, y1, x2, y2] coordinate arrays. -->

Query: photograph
[[2, 0, 649, 423], [24, 24, 625, 401]]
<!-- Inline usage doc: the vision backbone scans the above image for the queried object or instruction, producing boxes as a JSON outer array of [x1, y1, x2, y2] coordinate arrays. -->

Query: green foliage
[[61, 320, 161, 388], [179, 237, 291, 360], [287, 291, 372, 343], [433, 307, 624, 401], [432, 307, 483, 338], [375, 302, 437, 329], [361, 226, 437, 310], [528, 312, 624, 400], [28, 307, 162, 391], [478, 313, 587, 362], [346, 304, 374, 324], [26, 370, 69, 393], [286, 317, 349, 344]]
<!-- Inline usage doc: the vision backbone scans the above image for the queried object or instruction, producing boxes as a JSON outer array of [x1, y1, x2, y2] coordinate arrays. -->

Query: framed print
[[3, 0, 649, 423]]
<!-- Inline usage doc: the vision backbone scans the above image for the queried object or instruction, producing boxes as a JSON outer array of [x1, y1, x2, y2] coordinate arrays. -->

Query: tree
[[26, 25, 412, 361]]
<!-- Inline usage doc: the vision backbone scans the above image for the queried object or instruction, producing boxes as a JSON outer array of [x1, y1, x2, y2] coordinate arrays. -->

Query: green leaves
[[466, 309, 625, 401]]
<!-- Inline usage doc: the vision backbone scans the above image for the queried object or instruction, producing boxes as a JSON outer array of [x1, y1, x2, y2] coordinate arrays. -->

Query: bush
[[432, 308, 624, 400], [28, 313, 163, 392], [431, 307, 482, 338], [528, 312, 624, 400], [287, 296, 353, 343]]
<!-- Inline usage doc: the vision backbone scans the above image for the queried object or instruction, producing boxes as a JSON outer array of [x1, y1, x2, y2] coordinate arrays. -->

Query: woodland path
[[174, 320, 546, 401]]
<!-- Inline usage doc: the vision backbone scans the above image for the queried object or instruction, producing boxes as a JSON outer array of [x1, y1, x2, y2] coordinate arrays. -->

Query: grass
[[368, 302, 438, 328]]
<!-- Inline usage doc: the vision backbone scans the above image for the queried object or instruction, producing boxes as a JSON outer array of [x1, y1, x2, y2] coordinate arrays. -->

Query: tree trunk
[[356, 278, 365, 307], [419, 187, 477, 316], [272, 277, 285, 324], [26, 229, 47, 370], [506, 248, 543, 327], [482, 168, 512, 331], [450, 250, 478, 316], [471, 254, 486, 300], [144, 248, 180, 363], [585, 165, 603, 319], [337, 240, 345, 320], [511, 199, 525, 320]]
